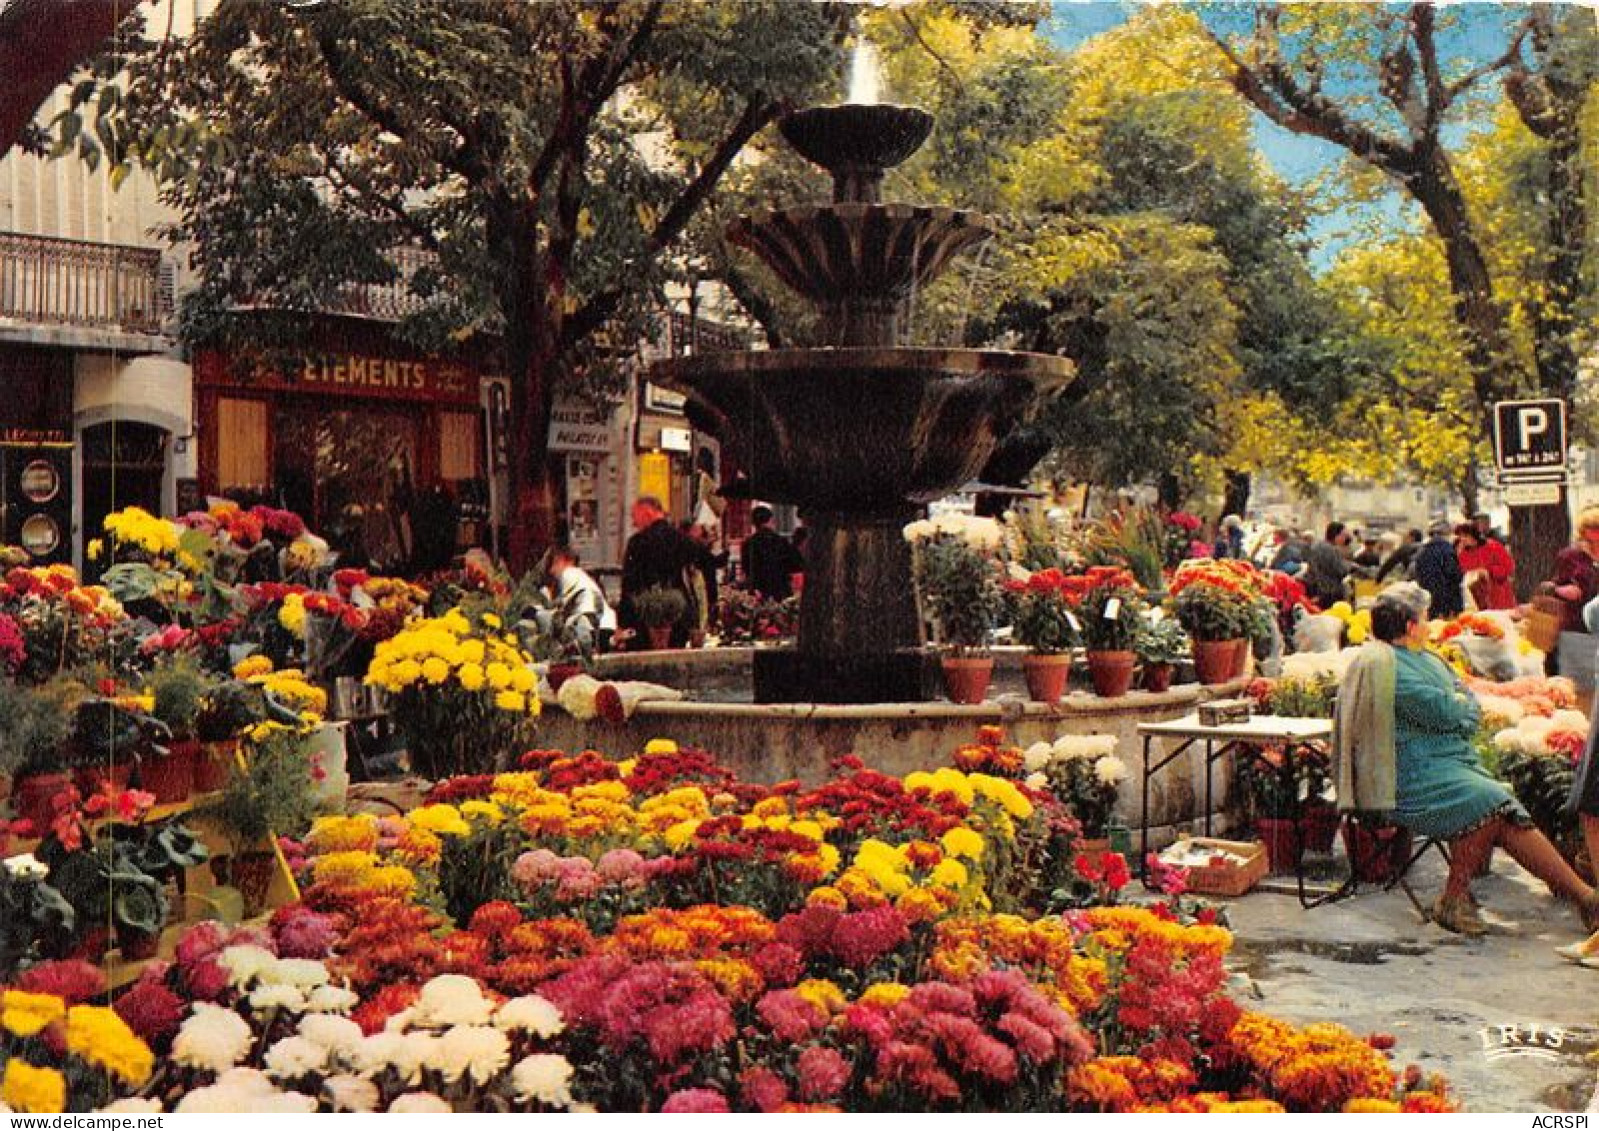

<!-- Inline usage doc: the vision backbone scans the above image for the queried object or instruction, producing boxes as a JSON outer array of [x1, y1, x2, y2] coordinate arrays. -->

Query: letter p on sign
[[1518, 407, 1548, 448], [1494, 398, 1567, 474]]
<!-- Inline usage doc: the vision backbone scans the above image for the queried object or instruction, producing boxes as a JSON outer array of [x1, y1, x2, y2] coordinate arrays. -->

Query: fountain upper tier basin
[[654, 347, 1073, 513], [780, 104, 932, 181], [730, 204, 991, 305]]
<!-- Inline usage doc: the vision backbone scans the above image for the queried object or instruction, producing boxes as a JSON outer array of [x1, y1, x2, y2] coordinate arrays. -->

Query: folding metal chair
[[1300, 810, 1450, 921]]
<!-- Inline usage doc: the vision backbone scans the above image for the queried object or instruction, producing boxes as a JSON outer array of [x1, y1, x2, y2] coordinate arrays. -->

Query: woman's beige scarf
[[1334, 640, 1397, 813]]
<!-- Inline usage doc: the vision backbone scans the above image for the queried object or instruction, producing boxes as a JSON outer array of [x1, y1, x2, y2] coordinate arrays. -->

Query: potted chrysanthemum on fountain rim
[[1006, 568, 1081, 704], [1076, 567, 1145, 698], [906, 515, 1005, 704]]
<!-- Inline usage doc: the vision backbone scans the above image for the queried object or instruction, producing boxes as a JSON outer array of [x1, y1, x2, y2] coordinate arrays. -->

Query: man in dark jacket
[[1304, 521, 1352, 609], [1413, 520, 1465, 618], [742, 505, 804, 602], [619, 496, 700, 648], [1377, 528, 1424, 582]]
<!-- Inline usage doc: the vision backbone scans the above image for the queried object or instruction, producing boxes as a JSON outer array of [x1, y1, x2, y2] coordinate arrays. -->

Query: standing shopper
[[1304, 521, 1352, 608], [1454, 524, 1516, 610], [1413, 521, 1465, 619]]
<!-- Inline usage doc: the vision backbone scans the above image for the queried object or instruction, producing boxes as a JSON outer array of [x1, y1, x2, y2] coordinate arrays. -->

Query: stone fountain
[[653, 94, 1073, 703]]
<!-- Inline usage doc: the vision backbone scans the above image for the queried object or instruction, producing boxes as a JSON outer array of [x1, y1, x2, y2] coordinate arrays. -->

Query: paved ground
[[1215, 850, 1599, 1113]]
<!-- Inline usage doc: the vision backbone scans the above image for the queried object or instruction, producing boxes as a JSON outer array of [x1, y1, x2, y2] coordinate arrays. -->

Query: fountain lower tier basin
[[543, 647, 1253, 847], [653, 348, 1074, 512]]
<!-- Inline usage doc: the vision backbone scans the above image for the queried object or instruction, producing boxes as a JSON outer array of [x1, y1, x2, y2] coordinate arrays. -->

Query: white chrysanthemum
[[350, 1031, 406, 1079], [260, 957, 332, 988], [902, 519, 935, 543], [412, 974, 494, 1027], [494, 995, 564, 1038], [510, 1053, 575, 1108], [219, 944, 277, 987], [249, 983, 309, 1014], [434, 1025, 510, 1085], [299, 1013, 364, 1058], [98, 1098, 162, 1113], [1024, 771, 1048, 792], [175, 1069, 317, 1114], [389, 1092, 452, 1114], [1093, 755, 1129, 787], [1550, 709, 1587, 734], [392, 1031, 442, 1085], [264, 1035, 330, 1080], [324, 1074, 380, 1113], [305, 984, 359, 1014], [1022, 742, 1053, 774], [383, 1007, 415, 1033], [172, 1002, 254, 1072], [1053, 734, 1116, 762]]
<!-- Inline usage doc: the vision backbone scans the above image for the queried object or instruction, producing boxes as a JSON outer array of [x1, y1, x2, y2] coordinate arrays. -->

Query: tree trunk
[[1510, 495, 1568, 604], [491, 195, 562, 575], [1221, 469, 1250, 520]]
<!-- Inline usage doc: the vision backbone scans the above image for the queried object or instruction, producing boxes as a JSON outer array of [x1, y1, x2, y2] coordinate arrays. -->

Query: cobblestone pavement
[[1217, 849, 1599, 1113]]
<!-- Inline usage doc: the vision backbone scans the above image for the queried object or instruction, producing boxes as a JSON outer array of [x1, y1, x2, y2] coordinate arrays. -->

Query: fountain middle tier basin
[[655, 347, 1074, 513], [729, 203, 991, 305]]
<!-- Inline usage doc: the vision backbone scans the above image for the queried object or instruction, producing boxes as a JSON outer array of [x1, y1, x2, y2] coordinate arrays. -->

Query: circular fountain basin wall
[[537, 647, 1253, 848]]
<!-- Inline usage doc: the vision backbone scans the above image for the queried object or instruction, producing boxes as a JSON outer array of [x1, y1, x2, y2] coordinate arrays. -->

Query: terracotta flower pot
[[940, 656, 994, 705], [1192, 638, 1245, 686], [1086, 650, 1137, 698], [74, 761, 133, 797], [1022, 652, 1071, 704], [13, 771, 73, 831], [140, 739, 197, 805], [1299, 803, 1341, 855], [1142, 662, 1175, 693], [193, 740, 238, 794], [647, 626, 673, 651], [1075, 836, 1113, 857], [1255, 816, 1302, 874]]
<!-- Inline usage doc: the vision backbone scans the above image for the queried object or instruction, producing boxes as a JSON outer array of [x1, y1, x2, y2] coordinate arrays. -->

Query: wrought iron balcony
[[0, 231, 172, 336]]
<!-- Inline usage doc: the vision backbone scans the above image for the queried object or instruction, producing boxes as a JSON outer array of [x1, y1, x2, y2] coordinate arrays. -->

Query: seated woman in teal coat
[[1368, 593, 1599, 938]]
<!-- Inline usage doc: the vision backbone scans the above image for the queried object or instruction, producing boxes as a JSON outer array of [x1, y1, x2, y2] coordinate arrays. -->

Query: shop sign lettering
[[548, 399, 614, 454]]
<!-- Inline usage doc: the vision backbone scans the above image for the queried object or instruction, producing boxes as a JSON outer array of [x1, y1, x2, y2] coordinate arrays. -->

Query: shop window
[[217, 398, 269, 490], [439, 410, 482, 481]]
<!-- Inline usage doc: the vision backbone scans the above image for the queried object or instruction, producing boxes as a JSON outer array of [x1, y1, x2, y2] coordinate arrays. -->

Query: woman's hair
[[1578, 506, 1599, 535], [1370, 598, 1417, 643]]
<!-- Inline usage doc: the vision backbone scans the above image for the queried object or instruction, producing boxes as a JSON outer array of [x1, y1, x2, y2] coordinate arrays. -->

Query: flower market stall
[[0, 503, 1472, 1112]]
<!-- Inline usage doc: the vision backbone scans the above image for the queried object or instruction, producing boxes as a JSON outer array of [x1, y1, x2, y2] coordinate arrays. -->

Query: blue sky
[[1041, 2, 1534, 267]]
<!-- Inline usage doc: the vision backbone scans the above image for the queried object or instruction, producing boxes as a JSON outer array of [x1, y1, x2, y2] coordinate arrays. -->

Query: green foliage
[[1081, 507, 1167, 590], [913, 534, 1003, 653], [1009, 588, 1078, 655], [1170, 584, 1254, 643], [1257, 675, 1337, 720], [1497, 748, 1580, 860], [0, 871, 74, 980], [0, 678, 80, 776], [196, 679, 269, 744], [632, 585, 688, 630], [1078, 582, 1144, 654], [202, 728, 319, 852], [1134, 617, 1188, 666], [145, 657, 215, 740]]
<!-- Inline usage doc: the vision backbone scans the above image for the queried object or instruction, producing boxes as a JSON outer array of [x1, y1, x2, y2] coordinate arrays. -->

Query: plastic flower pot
[[1192, 638, 1245, 686], [940, 656, 994, 704], [1255, 816, 1302, 874], [647, 626, 674, 651], [1022, 653, 1071, 704], [12, 771, 72, 830], [140, 740, 197, 805], [193, 740, 238, 794], [1142, 661, 1175, 693], [1086, 650, 1137, 698]]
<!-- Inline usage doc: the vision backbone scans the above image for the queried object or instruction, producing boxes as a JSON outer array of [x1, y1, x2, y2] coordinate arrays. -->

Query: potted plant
[[143, 658, 215, 804], [1135, 617, 1187, 693], [1168, 560, 1260, 685], [1041, 735, 1128, 850], [0, 678, 81, 830], [1248, 676, 1339, 853], [1008, 569, 1080, 704], [1237, 746, 1306, 873], [634, 585, 688, 651], [908, 522, 1004, 704], [194, 678, 267, 793], [1077, 567, 1144, 698], [200, 727, 318, 915]]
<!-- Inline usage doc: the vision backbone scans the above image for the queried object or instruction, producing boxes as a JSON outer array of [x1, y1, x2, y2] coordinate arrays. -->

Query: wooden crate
[[1160, 836, 1268, 897]]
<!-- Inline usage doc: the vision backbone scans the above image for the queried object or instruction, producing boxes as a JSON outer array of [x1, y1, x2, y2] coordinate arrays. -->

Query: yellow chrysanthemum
[[940, 825, 985, 860], [644, 738, 678, 755], [410, 804, 472, 838], [857, 982, 910, 1010], [1, 990, 64, 1038], [64, 1005, 153, 1086], [233, 654, 274, 679], [1, 1060, 65, 1114]]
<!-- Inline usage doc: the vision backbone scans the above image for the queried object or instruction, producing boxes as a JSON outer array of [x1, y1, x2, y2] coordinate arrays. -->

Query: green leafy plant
[[1082, 507, 1167, 590], [1008, 572, 1081, 654], [633, 585, 688, 630], [0, 678, 81, 777], [0, 869, 75, 980], [201, 728, 319, 853], [912, 534, 1004, 654], [146, 657, 215, 741], [196, 679, 269, 743], [1170, 583, 1255, 642], [1134, 617, 1188, 665], [1077, 569, 1145, 653]]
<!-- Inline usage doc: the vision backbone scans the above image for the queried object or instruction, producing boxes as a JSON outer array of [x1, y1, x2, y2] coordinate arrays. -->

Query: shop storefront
[[194, 333, 497, 573], [548, 395, 625, 570]]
